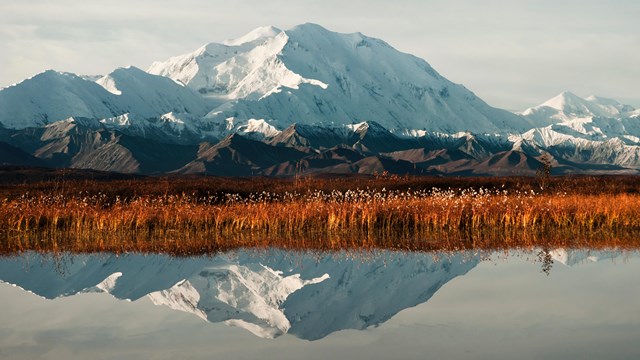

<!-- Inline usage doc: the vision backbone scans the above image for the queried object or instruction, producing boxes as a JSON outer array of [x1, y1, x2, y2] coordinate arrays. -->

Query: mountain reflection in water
[[1, 248, 639, 360], [0, 250, 483, 339], [0, 248, 632, 341]]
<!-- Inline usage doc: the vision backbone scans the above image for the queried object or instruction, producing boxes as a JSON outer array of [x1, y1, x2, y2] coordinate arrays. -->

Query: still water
[[0, 249, 638, 359]]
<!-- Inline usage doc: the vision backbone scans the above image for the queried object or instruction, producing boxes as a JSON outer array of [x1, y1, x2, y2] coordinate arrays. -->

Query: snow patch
[[237, 119, 281, 138], [95, 272, 123, 293], [149, 29, 328, 104], [148, 280, 208, 321], [345, 121, 369, 132], [100, 113, 133, 126], [96, 75, 122, 95]]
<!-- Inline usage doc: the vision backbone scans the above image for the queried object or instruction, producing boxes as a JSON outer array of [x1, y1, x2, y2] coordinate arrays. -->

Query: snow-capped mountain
[[521, 91, 636, 124], [95, 66, 209, 117], [512, 92, 640, 170], [0, 67, 209, 132], [519, 91, 639, 143], [0, 250, 479, 340], [0, 70, 121, 129], [1, 24, 639, 175], [148, 23, 536, 134]]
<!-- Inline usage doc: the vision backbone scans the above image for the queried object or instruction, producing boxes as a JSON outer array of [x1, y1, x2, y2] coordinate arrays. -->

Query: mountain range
[[0, 250, 480, 340], [0, 249, 627, 340], [1, 23, 639, 176]]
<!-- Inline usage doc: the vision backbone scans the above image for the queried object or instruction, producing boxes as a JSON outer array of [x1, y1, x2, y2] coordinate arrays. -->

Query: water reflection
[[0, 250, 481, 339], [0, 248, 635, 341], [538, 248, 554, 275]]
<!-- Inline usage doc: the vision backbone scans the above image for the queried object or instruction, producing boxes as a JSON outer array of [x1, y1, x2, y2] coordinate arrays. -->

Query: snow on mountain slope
[[521, 91, 636, 124], [0, 70, 121, 129], [0, 67, 208, 131], [513, 116, 640, 146], [236, 119, 281, 139], [148, 26, 328, 103], [149, 23, 536, 134], [223, 25, 283, 46], [514, 92, 640, 169], [96, 66, 209, 117], [510, 126, 640, 169]]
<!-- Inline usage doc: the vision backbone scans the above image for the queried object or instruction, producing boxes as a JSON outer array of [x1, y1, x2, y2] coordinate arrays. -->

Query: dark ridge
[[0, 165, 144, 185]]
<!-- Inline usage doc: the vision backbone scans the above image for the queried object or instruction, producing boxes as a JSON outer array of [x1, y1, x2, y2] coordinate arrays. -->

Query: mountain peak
[[542, 91, 584, 110], [522, 91, 636, 124], [6, 24, 542, 136], [96, 66, 150, 95], [32, 69, 81, 82], [288, 22, 330, 33], [146, 23, 532, 134], [285, 23, 387, 50], [0, 69, 71, 90], [109, 65, 146, 75], [223, 25, 283, 46]]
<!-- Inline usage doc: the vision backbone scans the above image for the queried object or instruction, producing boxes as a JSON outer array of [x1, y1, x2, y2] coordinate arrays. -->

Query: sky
[[1, 0, 638, 111]]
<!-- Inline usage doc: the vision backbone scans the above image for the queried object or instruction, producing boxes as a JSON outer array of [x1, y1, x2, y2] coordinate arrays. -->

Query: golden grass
[[2, 177, 640, 255]]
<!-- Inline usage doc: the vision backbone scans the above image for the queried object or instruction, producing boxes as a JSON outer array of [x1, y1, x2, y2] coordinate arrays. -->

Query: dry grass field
[[2, 173, 640, 255]]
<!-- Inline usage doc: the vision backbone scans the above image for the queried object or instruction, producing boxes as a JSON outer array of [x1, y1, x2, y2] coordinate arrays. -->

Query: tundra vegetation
[[1, 173, 640, 255]]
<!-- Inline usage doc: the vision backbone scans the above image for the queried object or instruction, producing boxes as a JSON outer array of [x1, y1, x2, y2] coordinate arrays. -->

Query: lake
[[0, 248, 639, 359]]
